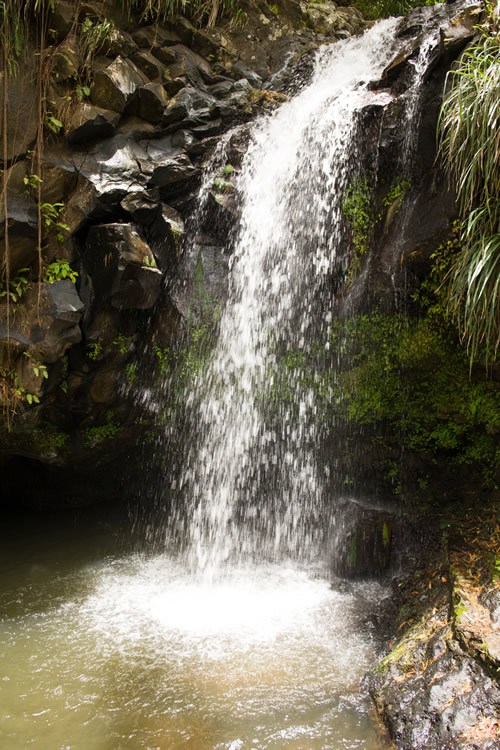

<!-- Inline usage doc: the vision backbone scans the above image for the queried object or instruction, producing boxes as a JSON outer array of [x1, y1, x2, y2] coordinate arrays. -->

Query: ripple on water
[[0, 555, 387, 750]]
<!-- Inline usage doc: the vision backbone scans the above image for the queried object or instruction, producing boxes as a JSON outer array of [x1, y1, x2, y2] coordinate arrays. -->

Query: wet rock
[[100, 28, 138, 58], [90, 56, 146, 114], [0, 280, 83, 365], [167, 44, 216, 87], [52, 34, 80, 81], [132, 25, 181, 49], [135, 82, 170, 123], [0, 63, 39, 160], [65, 102, 121, 144], [0, 192, 38, 275], [130, 50, 165, 81], [230, 62, 263, 89], [330, 500, 394, 578], [149, 204, 185, 269], [120, 189, 161, 227], [84, 223, 162, 310]]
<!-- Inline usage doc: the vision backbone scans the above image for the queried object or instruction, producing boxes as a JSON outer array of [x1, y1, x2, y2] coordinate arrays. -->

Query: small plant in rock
[[342, 179, 372, 256], [86, 342, 103, 360], [24, 352, 49, 380], [113, 334, 131, 354], [44, 112, 63, 135], [23, 173, 43, 194], [40, 203, 70, 242], [44, 259, 78, 284], [0, 267, 31, 303]]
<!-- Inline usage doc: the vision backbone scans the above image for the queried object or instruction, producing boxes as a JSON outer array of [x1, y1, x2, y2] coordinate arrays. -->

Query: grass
[[438, 31, 500, 365]]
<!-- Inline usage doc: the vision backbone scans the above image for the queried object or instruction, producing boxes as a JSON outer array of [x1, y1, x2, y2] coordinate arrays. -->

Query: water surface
[[0, 506, 387, 750]]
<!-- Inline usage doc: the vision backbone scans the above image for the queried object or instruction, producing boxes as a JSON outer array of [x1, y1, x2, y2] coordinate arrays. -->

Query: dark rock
[[173, 17, 195, 46], [148, 204, 185, 269], [0, 280, 83, 364], [135, 82, 169, 123], [66, 102, 121, 144], [208, 80, 234, 98], [84, 223, 162, 310], [0, 62, 39, 161], [120, 189, 161, 227], [49, 0, 75, 42], [0, 192, 38, 275], [152, 45, 177, 66], [167, 44, 216, 88], [190, 29, 220, 58], [330, 500, 394, 578], [132, 25, 181, 49], [100, 28, 138, 58], [230, 62, 263, 89], [163, 77, 186, 97], [52, 35, 80, 81], [90, 56, 146, 114], [130, 50, 165, 81]]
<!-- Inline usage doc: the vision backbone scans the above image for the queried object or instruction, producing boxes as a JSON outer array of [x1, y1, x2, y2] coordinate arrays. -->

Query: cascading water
[[177, 19, 402, 577], [0, 13, 453, 749]]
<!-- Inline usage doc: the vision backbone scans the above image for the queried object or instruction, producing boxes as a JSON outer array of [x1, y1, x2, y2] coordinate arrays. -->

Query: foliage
[[0, 267, 31, 302], [44, 112, 63, 135], [79, 16, 114, 85], [351, 0, 442, 20], [40, 203, 70, 242], [331, 313, 499, 483], [43, 258, 78, 284], [123, 0, 243, 27], [83, 411, 120, 447], [438, 30, 500, 365], [86, 342, 103, 360], [342, 179, 372, 256]]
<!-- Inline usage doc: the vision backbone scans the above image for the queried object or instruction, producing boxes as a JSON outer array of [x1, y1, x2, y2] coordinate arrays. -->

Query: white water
[[181, 19, 401, 577]]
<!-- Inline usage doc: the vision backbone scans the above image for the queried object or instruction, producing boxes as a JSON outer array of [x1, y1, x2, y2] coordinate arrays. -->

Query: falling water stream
[[0, 16, 432, 750]]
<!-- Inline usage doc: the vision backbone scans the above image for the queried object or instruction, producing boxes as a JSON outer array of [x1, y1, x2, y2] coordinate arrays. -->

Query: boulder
[[130, 50, 165, 81], [84, 223, 162, 310], [0, 192, 38, 275], [52, 34, 80, 81], [120, 189, 162, 227], [149, 204, 185, 269], [90, 56, 146, 114], [65, 102, 121, 144], [0, 63, 39, 161], [135, 83, 169, 124], [131, 25, 181, 49], [100, 29, 138, 58], [0, 280, 83, 365]]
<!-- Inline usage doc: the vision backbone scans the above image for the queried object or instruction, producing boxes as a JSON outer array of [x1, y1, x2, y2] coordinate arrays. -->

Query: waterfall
[[167, 18, 403, 578]]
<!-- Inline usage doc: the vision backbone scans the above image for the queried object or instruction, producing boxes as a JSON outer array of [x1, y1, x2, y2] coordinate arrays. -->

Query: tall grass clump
[[438, 29, 500, 365], [124, 0, 242, 26], [351, 0, 442, 20]]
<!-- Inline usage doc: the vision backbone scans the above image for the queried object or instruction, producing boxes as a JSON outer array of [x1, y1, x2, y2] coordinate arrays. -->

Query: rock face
[[0, 0, 367, 508], [0, 0, 491, 520], [368, 505, 500, 750]]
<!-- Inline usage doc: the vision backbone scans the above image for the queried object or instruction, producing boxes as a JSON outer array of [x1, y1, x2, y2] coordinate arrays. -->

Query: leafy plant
[[40, 202, 70, 242], [0, 267, 31, 302], [44, 112, 63, 134], [44, 258, 78, 284], [342, 179, 372, 256], [86, 342, 103, 360], [24, 352, 48, 380], [113, 334, 131, 354], [438, 30, 500, 365]]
